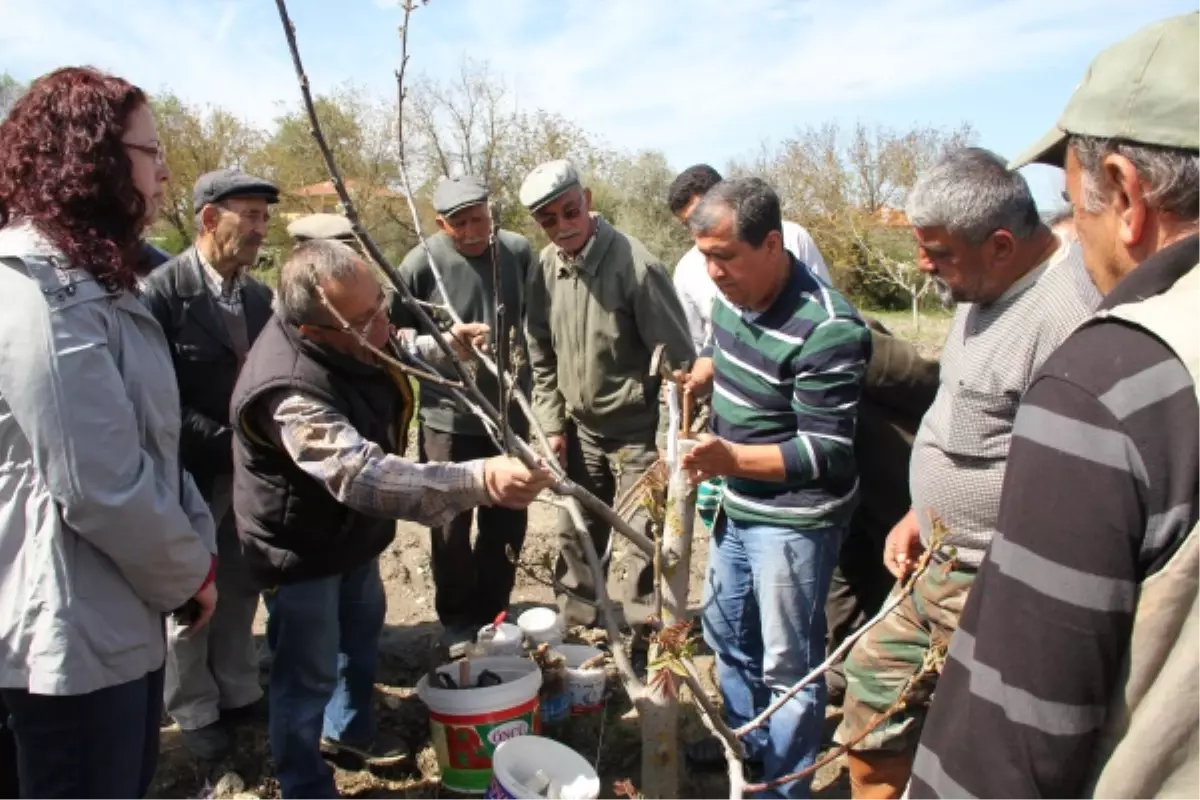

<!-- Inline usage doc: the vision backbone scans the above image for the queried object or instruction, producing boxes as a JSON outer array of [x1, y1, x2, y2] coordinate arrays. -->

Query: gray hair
[[1072, 136, 1200, 221], [274, 239, 362, 326], [905, 147, 1041, 243]]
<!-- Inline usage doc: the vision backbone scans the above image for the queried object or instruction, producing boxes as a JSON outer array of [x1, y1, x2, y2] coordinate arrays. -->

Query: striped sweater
[[704, 256, 871, 529], [910, 236, 1200, 798]]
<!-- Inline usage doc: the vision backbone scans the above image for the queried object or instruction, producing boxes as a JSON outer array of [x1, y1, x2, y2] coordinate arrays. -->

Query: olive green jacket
[[525, 216, 695, 442]]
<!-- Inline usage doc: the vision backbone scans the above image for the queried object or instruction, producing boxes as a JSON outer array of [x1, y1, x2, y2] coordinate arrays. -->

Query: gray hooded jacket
[[0, 222, 215, 696]]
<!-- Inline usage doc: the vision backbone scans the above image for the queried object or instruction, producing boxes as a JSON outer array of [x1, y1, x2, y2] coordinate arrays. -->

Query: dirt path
[[150, 499, 852, 799]]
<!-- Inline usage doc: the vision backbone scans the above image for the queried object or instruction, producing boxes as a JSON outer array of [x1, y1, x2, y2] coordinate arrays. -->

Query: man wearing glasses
[[230, 240, 552, 797], [142, 168, 279, 760]]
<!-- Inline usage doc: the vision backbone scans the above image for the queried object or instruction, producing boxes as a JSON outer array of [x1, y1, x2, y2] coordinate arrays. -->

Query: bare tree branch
[[679, 657, 746, 800]]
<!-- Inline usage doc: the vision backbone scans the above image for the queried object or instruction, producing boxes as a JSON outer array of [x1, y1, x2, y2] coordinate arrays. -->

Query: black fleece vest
[[231, 315, 413, 587]]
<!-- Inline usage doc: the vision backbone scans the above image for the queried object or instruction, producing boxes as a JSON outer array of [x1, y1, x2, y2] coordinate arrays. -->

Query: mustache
[[555, 229, 584, 242], [462, 237, 488, 246]]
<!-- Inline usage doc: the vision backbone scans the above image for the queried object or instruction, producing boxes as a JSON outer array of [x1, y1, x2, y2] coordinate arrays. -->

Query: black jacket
[[231, 315, 412, 587], [141, 247, 272, 499]]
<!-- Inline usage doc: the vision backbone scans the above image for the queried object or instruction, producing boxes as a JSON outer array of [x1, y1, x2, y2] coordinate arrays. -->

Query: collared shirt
[[910, 236, 1200, 799], [555, 229, 597, 275], [674, 220, 830, 351], [909, 235, 1099, 567], [525, 215, 695, 442], [196, 247, 250, 359], [196, 247, 245, 314], [707, 255, 870, 529], [268, 392, 491, 528]]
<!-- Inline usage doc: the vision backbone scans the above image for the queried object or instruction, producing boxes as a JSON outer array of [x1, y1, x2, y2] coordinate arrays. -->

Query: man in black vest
[[143, 168, 279, 760], [231, 240, 553, 798]]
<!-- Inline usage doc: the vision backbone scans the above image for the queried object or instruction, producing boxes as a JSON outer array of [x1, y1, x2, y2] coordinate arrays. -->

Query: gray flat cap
[[287, 213, 355, 242], [519, 159, 580, 211], [433, 175, 489, 217], [193, 168, 279, 210]]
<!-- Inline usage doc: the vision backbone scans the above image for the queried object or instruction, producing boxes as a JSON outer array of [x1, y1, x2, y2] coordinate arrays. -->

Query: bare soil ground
[[150, 311, 951, 799]]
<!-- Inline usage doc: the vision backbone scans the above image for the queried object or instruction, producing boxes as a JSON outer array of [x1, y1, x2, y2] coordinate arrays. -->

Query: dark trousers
[[0, 667, 164, 799], [0, 697, 19, 798], [419, 425, 528, 629], [825, 522, 893, 701], [555, 421, 658, 628]]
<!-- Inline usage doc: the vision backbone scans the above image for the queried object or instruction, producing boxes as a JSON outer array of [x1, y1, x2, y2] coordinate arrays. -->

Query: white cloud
[[2, 0, 1191, 184], [0, 0, 303, 127], [414, 0, 1190, 166]]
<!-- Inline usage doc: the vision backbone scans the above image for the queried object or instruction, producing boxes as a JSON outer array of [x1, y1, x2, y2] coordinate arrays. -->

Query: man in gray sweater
[[388, 176, 534, 650]]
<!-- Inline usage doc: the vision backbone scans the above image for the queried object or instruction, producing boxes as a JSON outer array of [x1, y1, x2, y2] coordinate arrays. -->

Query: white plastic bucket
[[477, 622, 524, 657], [517, 606, 564, 645], [416, 657, 543, 794], [554, 644, 607, 715], [485, 736, 601, 799]]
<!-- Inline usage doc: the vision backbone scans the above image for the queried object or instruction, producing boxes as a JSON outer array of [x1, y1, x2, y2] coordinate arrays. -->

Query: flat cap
[[432, 175, 489, 217], [519, 159, 581, 211], [193, 168, 279, 210], [1012, 12, 1199, 169], [286, 213, 355, 242]]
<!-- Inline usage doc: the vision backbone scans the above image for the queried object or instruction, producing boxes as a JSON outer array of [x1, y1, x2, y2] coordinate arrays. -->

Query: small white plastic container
[[554, 644, 607, 715], [486, 735, 600, 799], [477, 622, 524, 657], [517, 606, 564, 646]]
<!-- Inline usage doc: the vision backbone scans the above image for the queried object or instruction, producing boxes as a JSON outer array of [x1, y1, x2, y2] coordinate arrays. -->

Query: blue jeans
[[702, 514, 844, 799], [265, 559, 386, 798], [0, 667, 163, 798]]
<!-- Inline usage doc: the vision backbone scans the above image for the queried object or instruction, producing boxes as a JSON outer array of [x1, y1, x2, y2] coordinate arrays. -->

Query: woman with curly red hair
[[0, 66, 219, 798]]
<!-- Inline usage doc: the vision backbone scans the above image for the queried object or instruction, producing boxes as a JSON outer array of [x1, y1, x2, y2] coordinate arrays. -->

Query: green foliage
[[731, 121, 977, 309], [134, 62, 970, 305]]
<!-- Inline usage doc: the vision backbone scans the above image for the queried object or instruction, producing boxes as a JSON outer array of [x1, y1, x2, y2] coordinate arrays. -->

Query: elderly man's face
[[208, 196, 271, 272], [912, 225, 1019, 305], [532, 186, 592, 255], [1065, 146, 1123, 295], [306, 260, 391, 362], [437, 202, 492, 258], [695, 206, 784, 310]]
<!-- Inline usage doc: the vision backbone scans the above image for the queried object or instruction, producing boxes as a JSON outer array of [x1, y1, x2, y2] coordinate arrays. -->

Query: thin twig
[[272, 0, 655, 561], [505, 538, 600, 610], [735, 525, 952, 739], [313, 286, 465, 389], [678, 657, 746, 800], [566, 498, 645, 695], [742, 642, 948, 794]]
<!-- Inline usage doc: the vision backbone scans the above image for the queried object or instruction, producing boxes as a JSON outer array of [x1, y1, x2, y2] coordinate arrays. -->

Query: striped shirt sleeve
[[911, 330, 1199, 798], [779, 317, 870, 483]]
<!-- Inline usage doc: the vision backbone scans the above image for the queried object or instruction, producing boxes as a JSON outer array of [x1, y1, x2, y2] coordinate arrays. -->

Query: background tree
[[735, 120, 975, 310], [150, 93, 265, 250], [0, 73, 24, 120]]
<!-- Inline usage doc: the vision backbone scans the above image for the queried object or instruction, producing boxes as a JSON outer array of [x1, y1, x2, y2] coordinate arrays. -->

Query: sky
[[2, 0, 1195, 211]]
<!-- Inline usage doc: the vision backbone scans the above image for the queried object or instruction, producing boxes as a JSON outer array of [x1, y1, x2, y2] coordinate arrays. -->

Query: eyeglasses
[[215, 203, 271, 225], [315, 295, 389, 338], [123, 141, 167, 165]]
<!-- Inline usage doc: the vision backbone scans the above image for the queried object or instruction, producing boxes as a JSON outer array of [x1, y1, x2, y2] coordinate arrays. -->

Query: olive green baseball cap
[[1011, 12, 1199, 169]]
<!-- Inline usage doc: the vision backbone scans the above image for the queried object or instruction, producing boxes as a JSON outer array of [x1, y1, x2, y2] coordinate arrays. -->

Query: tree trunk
[[911, 292, 921, 331], [641, 420, 697, 798]]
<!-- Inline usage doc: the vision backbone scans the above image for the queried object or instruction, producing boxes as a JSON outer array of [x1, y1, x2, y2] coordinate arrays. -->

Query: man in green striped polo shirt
[[680, 178, 871, 797]]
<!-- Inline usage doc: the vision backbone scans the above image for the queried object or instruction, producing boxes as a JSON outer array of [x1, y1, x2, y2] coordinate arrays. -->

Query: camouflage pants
[[833, 561, 975, 753]]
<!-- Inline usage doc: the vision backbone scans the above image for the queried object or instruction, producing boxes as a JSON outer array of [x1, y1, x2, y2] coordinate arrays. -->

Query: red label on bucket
[[430, 696, 541, 794]]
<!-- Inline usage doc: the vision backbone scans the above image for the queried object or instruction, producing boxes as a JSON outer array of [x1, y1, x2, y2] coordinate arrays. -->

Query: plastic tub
[[417, 657, 542, 794], [477, 622, 524, 657], [517, 606, 564, 645], [485, 736, 601, 799], [554, 644, 607, 715]]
